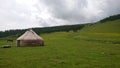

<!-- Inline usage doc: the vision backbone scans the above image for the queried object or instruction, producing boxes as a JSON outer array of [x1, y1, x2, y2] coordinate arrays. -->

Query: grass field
[[0, 19, 120, 68], [0, 31, 120, 68]]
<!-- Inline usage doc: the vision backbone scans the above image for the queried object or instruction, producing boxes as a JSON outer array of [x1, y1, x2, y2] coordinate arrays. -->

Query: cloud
[[0, 0, 120, 31], [40, 0, 120, 23], [0, 0, 40, 30], [40, 0, 88, 23]]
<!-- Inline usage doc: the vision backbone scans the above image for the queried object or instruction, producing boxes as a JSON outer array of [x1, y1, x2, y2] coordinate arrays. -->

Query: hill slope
[[81, 16, 120, 33]]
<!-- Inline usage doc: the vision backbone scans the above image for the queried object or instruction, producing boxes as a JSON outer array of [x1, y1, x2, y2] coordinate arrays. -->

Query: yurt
[[17, 29, 44, 46]]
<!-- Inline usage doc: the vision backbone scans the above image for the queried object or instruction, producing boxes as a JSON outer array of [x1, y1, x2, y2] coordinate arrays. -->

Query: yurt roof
[[17, 29, 43, 41]]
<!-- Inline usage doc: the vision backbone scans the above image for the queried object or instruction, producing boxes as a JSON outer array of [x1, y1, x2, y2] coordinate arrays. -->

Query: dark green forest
[[0, 24, 85, 38], [99, 14, 120, 22]]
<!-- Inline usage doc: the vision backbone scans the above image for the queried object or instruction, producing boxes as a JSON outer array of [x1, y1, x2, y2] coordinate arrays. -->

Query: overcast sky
[[0, 0, 120, 31]]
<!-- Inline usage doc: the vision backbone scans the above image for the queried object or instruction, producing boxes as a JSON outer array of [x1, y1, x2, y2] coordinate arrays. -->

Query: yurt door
[[17, 40, 20, 46]]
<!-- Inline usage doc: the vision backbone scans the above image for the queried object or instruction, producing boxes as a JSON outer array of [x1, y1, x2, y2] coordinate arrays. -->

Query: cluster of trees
[[34, 24, 85, 34], [0, 30, 26, 38], [0, 24, 85, 38]]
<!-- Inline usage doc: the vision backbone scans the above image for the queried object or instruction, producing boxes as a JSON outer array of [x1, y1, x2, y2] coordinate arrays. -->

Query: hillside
[[81, 15, 120, 33]]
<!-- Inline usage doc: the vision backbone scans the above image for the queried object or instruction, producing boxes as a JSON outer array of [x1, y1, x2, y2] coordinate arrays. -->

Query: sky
[[0, 0, 120, 31]]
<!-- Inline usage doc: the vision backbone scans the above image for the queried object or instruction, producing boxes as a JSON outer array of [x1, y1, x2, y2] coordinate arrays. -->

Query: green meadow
[[0, 19, 120, 68]]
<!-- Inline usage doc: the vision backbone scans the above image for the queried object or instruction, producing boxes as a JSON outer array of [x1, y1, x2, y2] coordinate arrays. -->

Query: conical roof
[[17, 29, 43, 41]]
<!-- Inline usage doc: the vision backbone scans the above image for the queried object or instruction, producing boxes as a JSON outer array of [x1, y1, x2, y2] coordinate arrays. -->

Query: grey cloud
[[0, 0, 39, 31], [41, 0, 88, 23], [40, 0, 120, 23], [102, 0, 120, 16]]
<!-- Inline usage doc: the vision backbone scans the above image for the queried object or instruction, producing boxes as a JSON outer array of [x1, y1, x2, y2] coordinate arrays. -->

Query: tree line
[[99, 14, 120, 23], [0, 24, 85, 38]]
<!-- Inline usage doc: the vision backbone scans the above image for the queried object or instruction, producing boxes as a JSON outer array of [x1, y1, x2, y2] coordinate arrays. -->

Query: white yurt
[[17, 29, 44, 46]]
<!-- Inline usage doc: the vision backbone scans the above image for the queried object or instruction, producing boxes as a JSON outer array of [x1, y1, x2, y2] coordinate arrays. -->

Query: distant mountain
[[81, 14, 120, 33]]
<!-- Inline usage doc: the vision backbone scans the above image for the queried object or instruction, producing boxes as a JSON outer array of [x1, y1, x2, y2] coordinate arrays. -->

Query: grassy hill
[[81, 19, 120, 33], [81, 14, 120, 33], [0, 14, 120, 68]]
